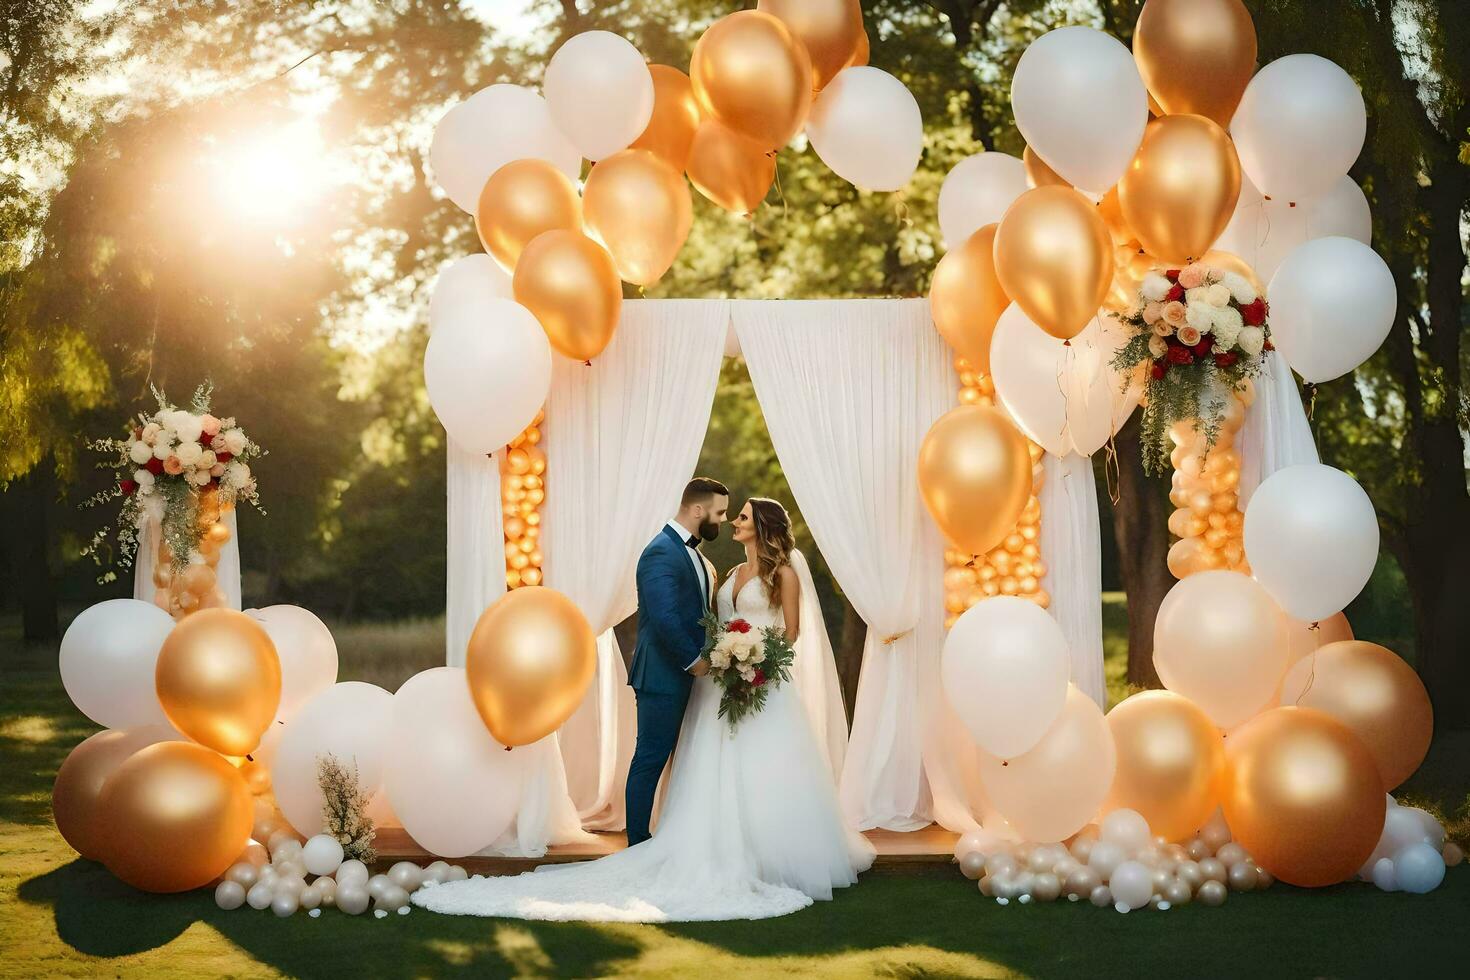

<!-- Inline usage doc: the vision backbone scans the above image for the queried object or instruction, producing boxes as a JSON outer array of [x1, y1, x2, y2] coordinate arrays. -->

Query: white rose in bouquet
[[1185, 302, 1215, 332], [1176, 325, 1203, 347], [175, 441, 203, 466], [141, 422, 162, 445], [133, 469, 154, 487], [1237, 326, 1265, 357], [1211, 306, 1244, 348], [224, 460, 251, 488], [1205, 283, 1231, 308], [737, 664, 756, 683], [1148, 334, 1169, 358], [1221, 272, 1257, 305], [191, 469, 212, 486], [222, 428, 248, 455], [165, 410, 204, 444], [1185, 286, 1211, 306], [128, 440, 153, 464], [152, 441, 172, 461], [1141, 273, 1173, 302], [198, 449, 217, 469]]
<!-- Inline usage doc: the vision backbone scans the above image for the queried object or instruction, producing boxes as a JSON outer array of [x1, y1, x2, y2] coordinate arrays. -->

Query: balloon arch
[[50, 0, 1453, 916]]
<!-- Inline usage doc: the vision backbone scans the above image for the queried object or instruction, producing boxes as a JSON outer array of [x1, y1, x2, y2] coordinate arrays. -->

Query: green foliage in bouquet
[[698, 610, 796, 730]]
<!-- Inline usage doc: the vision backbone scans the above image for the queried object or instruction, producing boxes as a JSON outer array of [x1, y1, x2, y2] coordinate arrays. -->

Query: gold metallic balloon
[[465, 586, 597, 747], [1198, 248, 1264, 296], [512, 230, 622, 361], [690, 10, 813, 151], [1105, 691, 1225, 841], [1119, 115, 1242, 264], [1134, 0, 1257, 127], [993, 186, 1113, 341], [686, 118, 776, 214], [97, 741, 254, 892], [1096, 187, 1137, 247], [930, 223, 1008, 372], [53, 726, 179, 859], [155, 608, 281, 757], [756, 0, 864, 91], [918, 405, 1032, 556], [1222, 706, 1385, 888], [630, 65, 703, 172], [475, 159, 583, 272], [583, 149, 693, 286], [1022, 145, 1068, 189], [848, 26, 869, 68], [1280, 641, 1433, 790]]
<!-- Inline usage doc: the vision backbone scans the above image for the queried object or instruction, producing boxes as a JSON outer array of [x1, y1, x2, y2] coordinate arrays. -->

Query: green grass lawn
[[3, 607, 1468, 979]]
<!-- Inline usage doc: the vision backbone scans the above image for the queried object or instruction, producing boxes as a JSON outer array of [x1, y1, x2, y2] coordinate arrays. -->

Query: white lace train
[[413, 561, 873, 922]]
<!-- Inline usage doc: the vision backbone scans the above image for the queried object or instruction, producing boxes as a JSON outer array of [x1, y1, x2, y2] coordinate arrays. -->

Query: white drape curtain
[[444, 441, 505, 667], [133, 511, 242, 610], [1039, 452, 1106, 705], [544, 299, 730, 832], [788, 549, 849, 780], [1239, 350, 1319, 503], [733, 299, 965, 832]]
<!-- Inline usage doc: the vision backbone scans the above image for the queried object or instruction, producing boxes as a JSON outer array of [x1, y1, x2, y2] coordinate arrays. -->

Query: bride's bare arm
[[778, 565, 800, 643]]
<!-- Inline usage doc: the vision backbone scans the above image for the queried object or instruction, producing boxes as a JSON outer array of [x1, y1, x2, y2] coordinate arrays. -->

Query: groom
[[624, 476, 729, 846]]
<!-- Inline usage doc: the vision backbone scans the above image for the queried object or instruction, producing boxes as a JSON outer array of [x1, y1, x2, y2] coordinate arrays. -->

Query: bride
[[414, 497, 873, 922]]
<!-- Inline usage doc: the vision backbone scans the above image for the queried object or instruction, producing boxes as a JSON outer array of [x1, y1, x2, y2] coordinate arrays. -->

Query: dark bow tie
[[685, 534, 701, 550]]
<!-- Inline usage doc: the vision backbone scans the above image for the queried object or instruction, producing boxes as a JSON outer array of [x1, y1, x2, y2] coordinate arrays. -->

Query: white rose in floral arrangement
[[710, 646, 732, 670], [1141, 273, 1173, 302], [175, 441, 203, 466], [1211, 306, 1244, 348], [1148, 334, 1169, 358], [141, 422, 162, 445], [128, 440, 153, 464], [1221, 272, 1257, 305], [738, 664, 756, 683], [197, 449, 217, 469], [1185, 302, 1215, 332], [224, 460, 251, 488], [164, 410, 204, 444], [152, 441, 172, 461], [134, 469, 154, 487], [222, 428, 247, 455], [1176, 325, 1203, 347], [1237, 326, 1266, 357], [1204, 283, 1232, 308], [191, 469, 212, 486], [1185, 286, 1211, 306]]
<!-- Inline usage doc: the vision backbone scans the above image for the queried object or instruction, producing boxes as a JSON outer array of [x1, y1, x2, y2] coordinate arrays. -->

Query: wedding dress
[[413, 557, 874, 922]]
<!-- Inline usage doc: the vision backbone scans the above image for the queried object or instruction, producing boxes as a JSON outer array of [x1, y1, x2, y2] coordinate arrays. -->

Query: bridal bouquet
[[697, 612, 796, 730], [1111, 263, 1272, 473], [83, 382, 264, 580]]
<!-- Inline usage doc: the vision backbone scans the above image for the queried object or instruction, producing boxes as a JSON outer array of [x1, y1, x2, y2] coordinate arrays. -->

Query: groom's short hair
[[681, 477, 729, 508]]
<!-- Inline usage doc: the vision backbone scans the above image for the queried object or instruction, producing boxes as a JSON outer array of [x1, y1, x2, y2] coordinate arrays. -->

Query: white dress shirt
[[665, 519, 711, 670]]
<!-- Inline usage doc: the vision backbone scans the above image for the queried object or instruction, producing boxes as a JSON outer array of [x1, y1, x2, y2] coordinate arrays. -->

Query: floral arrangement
[[697, 613, 796, 730], [83, 383, 264, 579], [1111, 263, 1272, 473], [318, 752, 377, 863]]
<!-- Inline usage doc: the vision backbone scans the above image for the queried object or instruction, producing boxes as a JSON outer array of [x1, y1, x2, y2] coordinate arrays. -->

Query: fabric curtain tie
[[880, 629, 913, 646]]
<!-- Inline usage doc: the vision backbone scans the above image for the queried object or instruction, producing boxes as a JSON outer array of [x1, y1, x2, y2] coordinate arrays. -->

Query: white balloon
[[1214, 175, 1307, 284], [1109, 860, 1153, 910], [425, 293, 552, 456], [543, 32, 654, 161], [215, 880, 246, 910], [429, 255, 513, 327], [1243, 464, 1379, 622], [383, 667, 524, 858], [1303, 175, 1372, 245], [937, 153, 1028, 247], [1268, 236, 1395, 383], [302, 834, 345, 877], [941, 596, 1071, 759], [1231, 54, 1366, 202], [1362, 804, 1439, 875], [1100, 809, 1152, 855], [990, 305, 1139, 457], [1370, 856, 1398, 892], [272, 682, 394, 837], [59, 599, 175, 730], [1394, 842, 1446, 894], [250, 606, 338, 724], [428, 84, 582, 213], [1010, 27, 1147, 193], [806, 67, 923, 192], [1087, 840, 1127, 880]]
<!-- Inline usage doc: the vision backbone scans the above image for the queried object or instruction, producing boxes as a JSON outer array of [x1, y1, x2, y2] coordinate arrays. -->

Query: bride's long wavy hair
[[746, 497, 796, 603]]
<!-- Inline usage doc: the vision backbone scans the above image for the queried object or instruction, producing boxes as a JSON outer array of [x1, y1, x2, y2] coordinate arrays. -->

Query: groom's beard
[[697, 519, 721, 542]]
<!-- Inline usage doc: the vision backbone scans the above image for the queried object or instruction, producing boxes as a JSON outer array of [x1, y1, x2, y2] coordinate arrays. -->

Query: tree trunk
[[14, 462, 60, 643], [836, 593, 866, 728], [1109, 415, 1171, 688]]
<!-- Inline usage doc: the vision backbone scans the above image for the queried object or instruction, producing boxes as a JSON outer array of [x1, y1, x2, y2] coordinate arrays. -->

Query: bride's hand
[[688, 658, 711, 677]]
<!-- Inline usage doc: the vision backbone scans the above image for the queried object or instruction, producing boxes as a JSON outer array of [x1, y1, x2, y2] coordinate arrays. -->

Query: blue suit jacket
[[629, 525, 709, 695]]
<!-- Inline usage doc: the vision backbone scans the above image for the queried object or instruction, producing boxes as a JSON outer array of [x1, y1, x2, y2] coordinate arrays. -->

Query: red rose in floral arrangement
[[1164, 283, 1185, 302], [1240, 298, 1267, 326], [144, 457, 164, 475], [1165, 344, 1194, 365], [726, 618, 751, 634], [119, 479, 138, 496], [752, 668, 767, 687]]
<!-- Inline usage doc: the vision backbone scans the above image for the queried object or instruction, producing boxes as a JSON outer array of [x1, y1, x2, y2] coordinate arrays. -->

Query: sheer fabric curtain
[[134, 512, 242, 610], [1039, 453, 1106, 705], [1238, 350, 1318, 504], [543, 299, 730, 831], [733, 299, 967, 832], [444, 441, 505, 667]]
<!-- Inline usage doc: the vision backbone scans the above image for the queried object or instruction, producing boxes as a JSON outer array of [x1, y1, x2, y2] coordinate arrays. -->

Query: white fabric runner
[[1239, 350, 1319, 504], [733, 299, 958, 832], [444, 440, 505, 667], [544, 299, 729, 832], [1039, 452, 1106, 705]]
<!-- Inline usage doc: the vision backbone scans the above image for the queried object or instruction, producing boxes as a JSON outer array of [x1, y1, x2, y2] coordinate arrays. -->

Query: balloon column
[[501, 412, 546, 590]]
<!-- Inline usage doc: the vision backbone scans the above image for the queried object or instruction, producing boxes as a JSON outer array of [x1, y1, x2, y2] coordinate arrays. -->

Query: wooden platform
[[373, 825, 959, 876]]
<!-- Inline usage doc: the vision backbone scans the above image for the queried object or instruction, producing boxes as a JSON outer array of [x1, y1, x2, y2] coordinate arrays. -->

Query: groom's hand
[[688, 658, 711, 677]]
